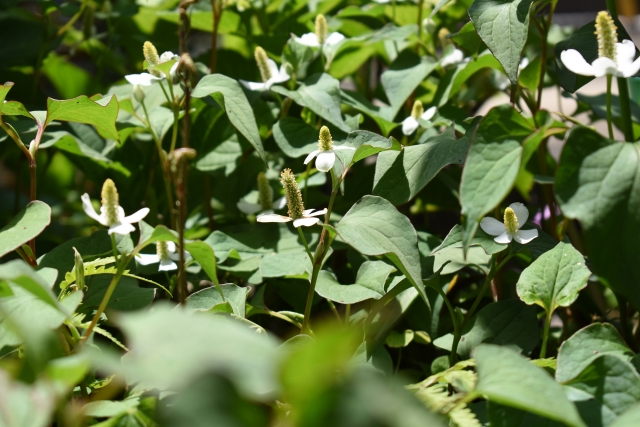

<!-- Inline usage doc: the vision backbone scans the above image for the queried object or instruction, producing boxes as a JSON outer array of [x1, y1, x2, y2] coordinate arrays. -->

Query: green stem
[[435, 284, 460, 366], [166, 82, 180, 153], [540, 310, 552, 358], [326, 299, 341, 323], [345, 304, 351, 326], [303, 161, 311, 204], [616, 293, 638, 351], [617, 77, 634, 141], [606, 75, 614, 139], [463, 253, 513, 326], [298, 227, 313, 262]]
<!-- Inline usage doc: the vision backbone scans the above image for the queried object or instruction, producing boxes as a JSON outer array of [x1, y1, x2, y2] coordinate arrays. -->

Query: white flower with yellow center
[[241, 47, 290, 91], [303, 126, 354, 172], [81, 179, 149, 235], [294, 14, 346, 62], [124, 42, 179, 87], [257, 169, 327, 227], [480, 202, 538, 244], [136, 241, 184, 271], [561, 11, 640, 78], [402, 101, 437, 135]]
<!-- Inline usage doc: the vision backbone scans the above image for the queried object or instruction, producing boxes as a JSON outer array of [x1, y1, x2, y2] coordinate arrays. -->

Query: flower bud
[[318, 126, 333, 151], [101, 179, 120, 226], [411, 100, 424, 120], [28, 139, 37, 159], [73, 247, 85, 291], [280, 168, 305, 220], [257, 172, 273, 211], [156, 241, 170, 261], [504, 207, 519, 234], [438, 28, 451, 48], [254, 46, 272, 83], [315, 14, 328, 45], [422, 17, 436, 34], [133, 84, 145, 102], [595, 11, 618, 62]]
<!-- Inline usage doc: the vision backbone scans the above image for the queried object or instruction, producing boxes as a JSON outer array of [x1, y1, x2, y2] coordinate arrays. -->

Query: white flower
[[441, 48, 468, 68], [125, 73, 162, 86], [402, 104, 437, 136], [81, 193, 149, 236], [561, 40, 640, 78], [241, 59, 291, 91], [237, 196, 286, 215], [303, 126, 355, 172], [136, 241, 184, 271], [480, 202, 538, 244], [294, 32, 346, 63], [257, 208, 327, 228]]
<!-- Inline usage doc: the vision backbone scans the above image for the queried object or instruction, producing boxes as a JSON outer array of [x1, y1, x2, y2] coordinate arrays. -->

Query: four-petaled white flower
[[136, 241, 184, 271], [125, 73, 162, 86], [402, 101, 437, 136], [561, 39, 640, 78], [257, 208, 328, 228], [242, 60, 290, 91], [303, 126, 355, 172], [295, 31, 346, 49], [81, 180, 149, 235], [480, 202, 538, 244]]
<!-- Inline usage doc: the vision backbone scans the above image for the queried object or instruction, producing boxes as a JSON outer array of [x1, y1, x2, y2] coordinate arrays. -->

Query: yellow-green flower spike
[[595, 11, 618, 61], [254, 47, 272, 83], [101, 179, 119, 225], [156, 241, 170, 261], [315, 14, 328, 45], [143, 41, 160, 66], [280, 168, 305, 220], [504, 207, 519, 235], [257, 172, 273, 211], [318, 126, 334, 151], [411, 100, 424, 120]]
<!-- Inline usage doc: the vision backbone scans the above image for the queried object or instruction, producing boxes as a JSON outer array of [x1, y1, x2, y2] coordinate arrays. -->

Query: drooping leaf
[[472, 344, 586, 427], [336, 196, 427, 309], [0, 201, 51, 259], [315, 261, 397, 304], [430, 224, 507, 257], [555, 126, 640, 312], [556, 323, 634, 383], [45, 95, 119, 141], [468, 0, 534, 84], [192, 74, 266, 162], [516, 242, 590, 315], [182, 284, 249, 317]]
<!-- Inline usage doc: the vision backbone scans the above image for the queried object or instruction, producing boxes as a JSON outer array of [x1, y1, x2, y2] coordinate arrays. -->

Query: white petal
[[293, 217, 320, 227], [421, 106, 437, 121], [480, 217, 506, 236], [592, 57, 619, 77], [257, 214, 292, 223], [295, 33, 320, 47], [274, 197, 287, 210], [325, 32, 346, 46], [266, 59, 280, 79], [617, 40, 636, 69], [275, 66, 291, 82], [237, 199, 262, 215], [508, 202, 529, 226], [560, 49, 596, 76], [123, 208, 150, 224], [307, 208, 327, 217], [160, 51, 178, 62], [620, 55, 640, 78], [333, 145, 355, 151], [441, 49, 464, 67], [108, 222, 136, 235], [136, 253, 160, 266], [402, 117, 419, 135], [166, 241, 177, 252], [304, 150, 321, 165], [125, 73, 161, 86], [159, 259, 178, 271], [302, 209, 315, 216], [240, 80, 267, 91], [169, 62, 179, 81], [514, 228, 538, 244], [315, 151, 336, 172], [519, 57, 530, 70], [494, 231, 513, 244], [81, 193, 106, 225]]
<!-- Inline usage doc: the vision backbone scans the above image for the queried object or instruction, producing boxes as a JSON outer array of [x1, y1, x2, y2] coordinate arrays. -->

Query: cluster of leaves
[[2, 0, 640, 426]]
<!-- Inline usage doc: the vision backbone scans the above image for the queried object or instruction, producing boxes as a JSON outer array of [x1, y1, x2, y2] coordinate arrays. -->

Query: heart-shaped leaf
[[0, 201, 51, 259]]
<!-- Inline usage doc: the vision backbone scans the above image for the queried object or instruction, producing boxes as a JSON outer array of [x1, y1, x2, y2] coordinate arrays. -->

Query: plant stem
[[435, 284, 460, 366], [617, 77, 634, 141], [326, 299, 341, 323], [298, 227, 313, 262], [539, 310, 552, 358], [415, 0, 424, 54], [345, 304, 351, 326], [303, 161, 311, 203], [606, 75, 614, 139], [210, 0, 223, 72], [616, 293, 638, 351], [463, 253, 512, 326]]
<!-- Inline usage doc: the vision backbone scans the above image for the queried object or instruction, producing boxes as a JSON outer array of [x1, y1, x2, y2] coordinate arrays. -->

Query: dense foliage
[[2, 0, 640, 425]]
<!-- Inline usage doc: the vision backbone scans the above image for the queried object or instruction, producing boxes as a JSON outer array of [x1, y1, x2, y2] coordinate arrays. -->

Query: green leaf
[[472, 344, 586, 427], [182, 284, 249, 317], [0, 260, 59, 309], [380, 50, 438, 118], [0, 82, 15, 112], [611, 405, 640, 427], [564, 355, 640, 427], [556, 323, 634, 383], [373, 126, 470, 205], [468, 0, 534, 84], [385, 329, 414, 348], [449, 21, 484, 55], [337, 130, 399, 168], [315, 261, 396, 304], [81, 276, 154, 313], [273, 117, 319, 158], [516, 242, 590, 314], [272, 73, 350, 133], [460, 105, 531, 252], [0, 201, 51, 259], [45, 95, 119, 141], [555, 127, 640, 312], [433, 299, 539, 358], [192, 74, 266, 163], [487, 402, 565, 427], [431, 224, 507, 257], [336, 196, 428, 309], [184, 241, 219, 286], [432, 245, 491, 275]]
